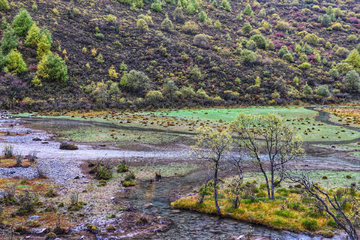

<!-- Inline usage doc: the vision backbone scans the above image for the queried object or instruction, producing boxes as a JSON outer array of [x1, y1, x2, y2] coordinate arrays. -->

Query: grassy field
[[48, 125, 190, 145], [115, 163, 199, 180], [12, 106, 360, 143]]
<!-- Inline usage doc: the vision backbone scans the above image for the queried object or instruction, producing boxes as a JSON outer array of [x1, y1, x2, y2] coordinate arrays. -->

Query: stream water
[[119, 170, 339, 240], [1, 108, 358, 239]]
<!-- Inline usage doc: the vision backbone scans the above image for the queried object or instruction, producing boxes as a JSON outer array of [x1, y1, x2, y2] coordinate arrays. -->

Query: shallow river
[[0, 109, 356, 239]]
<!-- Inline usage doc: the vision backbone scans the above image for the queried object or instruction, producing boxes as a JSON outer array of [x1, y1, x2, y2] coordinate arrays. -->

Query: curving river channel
[[0, 108, 358, 239]]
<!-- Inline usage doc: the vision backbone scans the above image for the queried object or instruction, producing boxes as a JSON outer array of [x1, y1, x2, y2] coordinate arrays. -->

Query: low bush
[[117, 163, 129, 173], [302, 219, 318, 231]]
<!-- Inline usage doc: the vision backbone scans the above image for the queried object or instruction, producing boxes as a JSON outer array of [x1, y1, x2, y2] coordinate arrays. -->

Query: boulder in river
[[60, 142, 78, 150]]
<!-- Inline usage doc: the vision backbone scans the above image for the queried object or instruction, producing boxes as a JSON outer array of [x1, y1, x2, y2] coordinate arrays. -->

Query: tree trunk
[[271, 167, 275, 200], [214, 165, 221, 216], [198, 178, 210, 204]]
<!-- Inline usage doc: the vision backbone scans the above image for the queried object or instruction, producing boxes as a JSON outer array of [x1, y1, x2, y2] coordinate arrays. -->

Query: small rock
[[41, 142, 49, 144], [28, 215, 39, 220], [60, 142, 78, 150], [31, 228, 47, 234], [144, 203, 154, 209], [187, 193, 195, 196], [32, 137, 41, 141], [237, 236, 245, 240], [74, 176, 80, 179]]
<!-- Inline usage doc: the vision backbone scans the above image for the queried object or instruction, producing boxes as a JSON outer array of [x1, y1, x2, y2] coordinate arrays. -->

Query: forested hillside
[[0, 0, 359, 110]]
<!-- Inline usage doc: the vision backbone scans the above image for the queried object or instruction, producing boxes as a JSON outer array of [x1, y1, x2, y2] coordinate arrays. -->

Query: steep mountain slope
[[0, 0, 359, 110]]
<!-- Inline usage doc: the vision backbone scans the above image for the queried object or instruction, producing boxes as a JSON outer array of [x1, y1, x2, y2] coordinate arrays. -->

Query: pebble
[[0, 159, 83, 185]]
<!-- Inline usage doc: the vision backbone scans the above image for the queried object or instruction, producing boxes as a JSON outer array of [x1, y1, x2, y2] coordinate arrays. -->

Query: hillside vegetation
[[1, 0, 360, 110]]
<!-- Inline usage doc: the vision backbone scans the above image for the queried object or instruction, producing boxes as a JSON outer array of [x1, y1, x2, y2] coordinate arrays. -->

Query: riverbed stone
[[60, 142, 78, 150]]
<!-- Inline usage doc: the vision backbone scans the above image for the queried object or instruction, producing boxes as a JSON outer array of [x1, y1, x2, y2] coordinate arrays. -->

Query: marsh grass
[[14, 106, 360, 143]]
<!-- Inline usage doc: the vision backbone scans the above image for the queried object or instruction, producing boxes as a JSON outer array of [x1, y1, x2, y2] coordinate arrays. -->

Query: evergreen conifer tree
[[12, 9, 34, 38], [1, 26, 17, 55]]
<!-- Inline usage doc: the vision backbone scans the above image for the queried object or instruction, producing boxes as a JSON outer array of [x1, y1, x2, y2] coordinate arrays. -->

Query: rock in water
[[60, 142, 78, 150]]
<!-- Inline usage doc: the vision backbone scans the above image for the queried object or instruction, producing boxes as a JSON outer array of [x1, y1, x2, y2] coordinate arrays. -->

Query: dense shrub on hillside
[[331, 23, 343, 30], [161, 17, 174, 31], [193, 34, 210, 48], [173, 7, 184, 22], [0, 0, 9, 11], [180, 86, 195, 99], [347, 34, 357, 43], [183, 21, 198, 34], [146, 90, 163, 103], [241, 49, 256, 65], [243, 4, 253, 16], [37, 53, 68, 83], [138, 14, 153, 25], [242, 23, 252, 34], [335, 47, 349, 58], [246, 40, 256, 50], [151, 2, 162, 12], [303, 33, 319, 45], [189, 65, 202, 81], [283, 53, 294, 63], [137, 19, 148, 31], [299, 62, 311, 70], [162, 79, 178, 100], [275, 21, 290, 31], [316, 85, 331, 98], [344, 70, 360, 93], [250, 34, 267, 49], [329, 69, 339, 79], [214, 20, 221, 29], [122, 70, 150, 94], [321, 14, 331, 27], [278, 46, 289, 58], [221, 0, 231, 11], [303, 82, 313, 96], [258, 8, 266, 17], [345, 49, 360, 69], [336, 62, 354, 75]]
